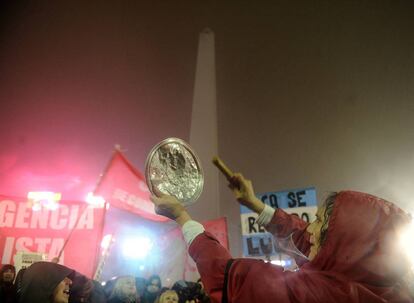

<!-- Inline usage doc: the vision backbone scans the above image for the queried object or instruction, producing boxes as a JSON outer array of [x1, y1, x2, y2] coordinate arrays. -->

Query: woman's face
[[306, 206, 326, 260], [2, 269, 15, 282], [147, 278, 160, 293], [160, 290, 178, 303], [52, 277, 72, 303], [119, 277, 137, 297]]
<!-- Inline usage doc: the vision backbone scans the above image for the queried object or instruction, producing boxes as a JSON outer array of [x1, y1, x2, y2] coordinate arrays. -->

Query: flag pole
[[90, 145, 123, 278], [55, 145, 121, 273], [56, 203, 88, 261]]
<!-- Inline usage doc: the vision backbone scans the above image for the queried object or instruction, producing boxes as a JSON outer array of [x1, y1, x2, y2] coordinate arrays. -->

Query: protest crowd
[[0, 262, 210, 303], [1, 165, 413, 303]]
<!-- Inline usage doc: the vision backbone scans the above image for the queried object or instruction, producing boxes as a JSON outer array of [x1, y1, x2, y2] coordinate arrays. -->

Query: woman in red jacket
[[151, 173, 413, 303]]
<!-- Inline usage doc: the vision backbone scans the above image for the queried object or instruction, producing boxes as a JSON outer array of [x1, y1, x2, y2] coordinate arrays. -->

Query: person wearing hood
[[150, 173, 414, 303], [18, 261, 75, 303], [0, 264, 17, 303]]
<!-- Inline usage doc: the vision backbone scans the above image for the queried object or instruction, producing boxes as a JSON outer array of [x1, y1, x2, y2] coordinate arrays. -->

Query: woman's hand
[[229, 173, 265, 214], [150, 194, 192, 226]]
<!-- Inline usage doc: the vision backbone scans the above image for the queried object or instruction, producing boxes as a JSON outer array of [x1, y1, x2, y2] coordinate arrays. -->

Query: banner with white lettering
[[94, 150, 168, 222], [240, 187, 317, 257], [0, 196, 105, 277]]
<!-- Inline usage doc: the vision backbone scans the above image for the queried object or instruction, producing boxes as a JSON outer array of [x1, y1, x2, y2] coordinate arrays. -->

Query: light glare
[[101, 234, 113, 250], [122, 236, 153, 259], [398, 217, 414, 269], [27, 191, 61, 211], [270, 259, 286, 266], [86, 192, 106, 208]]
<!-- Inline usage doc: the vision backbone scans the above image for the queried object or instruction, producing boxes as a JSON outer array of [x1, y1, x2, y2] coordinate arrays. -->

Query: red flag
[[94, 149, 168, 222]]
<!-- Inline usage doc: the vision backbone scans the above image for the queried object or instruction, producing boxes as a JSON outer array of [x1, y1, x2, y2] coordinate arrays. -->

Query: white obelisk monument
[[188, 28, 220, 220]]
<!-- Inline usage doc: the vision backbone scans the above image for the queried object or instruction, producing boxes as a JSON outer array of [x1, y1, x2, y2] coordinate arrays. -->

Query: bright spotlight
[[86, 192, 106, 208], [101, 234, 114, 250], [27, 191, 61, 211], [270, 259, 286, 267], [398, 217, 414, 270], [32, 203, 42, 212], [122, 236, 153, 259]]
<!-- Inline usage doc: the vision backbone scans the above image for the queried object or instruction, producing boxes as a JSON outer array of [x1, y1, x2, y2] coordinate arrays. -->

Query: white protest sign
[[240, 187, 317, 257]]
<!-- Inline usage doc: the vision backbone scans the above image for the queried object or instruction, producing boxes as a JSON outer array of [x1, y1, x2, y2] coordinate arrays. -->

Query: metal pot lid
[[145, 137, 204, 206]]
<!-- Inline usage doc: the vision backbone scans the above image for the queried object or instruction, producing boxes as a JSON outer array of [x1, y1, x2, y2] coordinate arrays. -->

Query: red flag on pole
[[94, 148, 168, 222]]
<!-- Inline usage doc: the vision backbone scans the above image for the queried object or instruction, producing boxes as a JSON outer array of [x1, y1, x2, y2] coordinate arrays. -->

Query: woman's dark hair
[[319, 192, 337, 247], [68, 272, 93, 303], [172, 281, 203, 303], [0, 264, 15, 274]]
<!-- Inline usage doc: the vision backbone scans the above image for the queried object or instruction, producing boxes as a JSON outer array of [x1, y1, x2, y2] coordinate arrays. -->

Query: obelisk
[[188, 28, 220, 220]]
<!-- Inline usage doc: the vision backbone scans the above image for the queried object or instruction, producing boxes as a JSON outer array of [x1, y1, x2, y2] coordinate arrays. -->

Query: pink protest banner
[[95, 149, 168, 222], [0, 195, 105, 277]]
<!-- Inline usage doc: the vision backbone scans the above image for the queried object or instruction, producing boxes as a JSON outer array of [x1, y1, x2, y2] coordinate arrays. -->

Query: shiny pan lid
[[145, 137, 204, 206]]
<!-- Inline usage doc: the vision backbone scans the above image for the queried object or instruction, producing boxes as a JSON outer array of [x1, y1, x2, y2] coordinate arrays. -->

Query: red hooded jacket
[[189, 191, 413, 303]]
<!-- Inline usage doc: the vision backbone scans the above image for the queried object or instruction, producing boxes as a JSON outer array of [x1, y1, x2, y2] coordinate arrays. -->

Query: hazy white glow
[[270, 259, 286, 266], [122, 236, 153, 259], [139, 265, 145, 270], [101, 234, 114, 250], [86, 192, 106, 208], [31, 203, 42, 211], [139, 181, 150, 193], [44, 200, 59, 210], [399, 217, 414, 269], [27, 191, 61, 211], [28, 191, 61, 201]]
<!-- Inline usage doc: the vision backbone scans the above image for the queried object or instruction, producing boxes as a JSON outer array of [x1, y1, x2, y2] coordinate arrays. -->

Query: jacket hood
[[306, 191, 412, 286], [19, 261, 74, 303]]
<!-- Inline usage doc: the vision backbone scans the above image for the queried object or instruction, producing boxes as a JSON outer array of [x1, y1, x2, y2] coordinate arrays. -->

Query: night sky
[[0, 1, 202, 199]]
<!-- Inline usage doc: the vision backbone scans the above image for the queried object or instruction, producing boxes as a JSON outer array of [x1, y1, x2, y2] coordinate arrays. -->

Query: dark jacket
[[19, 262, 74, 303]]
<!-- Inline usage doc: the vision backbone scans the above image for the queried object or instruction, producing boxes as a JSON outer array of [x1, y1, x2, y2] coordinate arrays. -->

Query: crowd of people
[[1, 170, 414, 303], [0, 262, 209, 303]]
